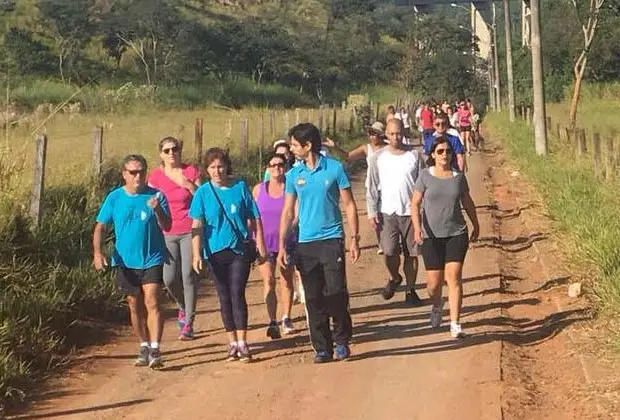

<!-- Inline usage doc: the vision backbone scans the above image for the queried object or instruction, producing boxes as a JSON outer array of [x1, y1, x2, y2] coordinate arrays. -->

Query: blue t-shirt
[[285, 155, 351, 243], [423, 132, 464, 169], [95, 186, 170, 269], [189, 179, 261, 258]]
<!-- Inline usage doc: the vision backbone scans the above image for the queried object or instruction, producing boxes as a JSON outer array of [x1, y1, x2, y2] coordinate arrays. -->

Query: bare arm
[[249, 218, 268, 260], [277, 194, 297, 266], [456, 153, 465, 172], [191, 219, 203, 273], [410, 191, 424, 244], [92, 222, 108, 270], [460, 191, 480, 240], [340, 188, 360, 263]]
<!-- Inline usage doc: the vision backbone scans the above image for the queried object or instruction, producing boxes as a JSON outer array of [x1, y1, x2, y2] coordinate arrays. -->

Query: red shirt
[[421, 109, 434, 130], [147, 164, 200, 235]]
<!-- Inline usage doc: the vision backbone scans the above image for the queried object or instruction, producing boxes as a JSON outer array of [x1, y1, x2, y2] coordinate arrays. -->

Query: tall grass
[[485, 112, 620, 314]]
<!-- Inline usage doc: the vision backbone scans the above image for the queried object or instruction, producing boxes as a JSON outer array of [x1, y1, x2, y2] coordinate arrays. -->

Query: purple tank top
[[256, 182, 285, 254]]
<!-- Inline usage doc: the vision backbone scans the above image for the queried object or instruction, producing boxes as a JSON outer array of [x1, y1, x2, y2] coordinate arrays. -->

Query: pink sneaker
[[176, 309, 186, 330], [179, 324, 194, 340]]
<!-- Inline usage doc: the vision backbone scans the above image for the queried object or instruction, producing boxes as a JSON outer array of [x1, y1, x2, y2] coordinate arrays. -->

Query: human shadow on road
[[12, 398, 152, 419], [349, 306, 589, 361], [471, 232, 546, 253]]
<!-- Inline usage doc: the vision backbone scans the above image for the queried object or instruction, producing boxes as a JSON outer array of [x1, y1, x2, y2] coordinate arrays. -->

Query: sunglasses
[[269, 162, 285, 168], [435, 148, 452, 156], [162, 146, 180, 154], [126, 169, 145, 176]]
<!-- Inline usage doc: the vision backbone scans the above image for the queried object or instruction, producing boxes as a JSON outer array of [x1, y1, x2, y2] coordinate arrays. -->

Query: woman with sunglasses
[[253, 153, 297, 339], [190, 148, 268, 362], [411, 136, 479, 339], [147, 137, 201, 340]]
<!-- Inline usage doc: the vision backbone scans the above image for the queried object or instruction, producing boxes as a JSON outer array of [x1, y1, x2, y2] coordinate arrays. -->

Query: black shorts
[[459, 126, 471, 133], [116, 265, 163, 295], [421, 233, 469, 270]]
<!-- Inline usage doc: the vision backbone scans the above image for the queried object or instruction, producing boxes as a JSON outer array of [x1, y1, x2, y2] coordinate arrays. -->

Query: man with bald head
[[366, 119, 424, 304]]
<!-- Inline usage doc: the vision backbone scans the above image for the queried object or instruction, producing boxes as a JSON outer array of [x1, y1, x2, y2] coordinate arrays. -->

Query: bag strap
[[208, 181, 246, 243]]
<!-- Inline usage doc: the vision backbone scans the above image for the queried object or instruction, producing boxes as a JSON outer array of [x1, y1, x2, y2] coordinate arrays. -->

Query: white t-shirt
[[375, 148, 422, 216], [415, 107, 423, 132], [395, 112, 411, 128]]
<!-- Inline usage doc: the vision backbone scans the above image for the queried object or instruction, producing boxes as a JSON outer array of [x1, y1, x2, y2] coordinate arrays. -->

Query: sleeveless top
[[458, 109, 471, 127], [256, 181, 285, 254]]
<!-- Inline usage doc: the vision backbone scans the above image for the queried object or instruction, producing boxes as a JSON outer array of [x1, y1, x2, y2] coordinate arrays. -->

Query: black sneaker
[[266, 321, 281, 339], [381, 276, 403, 300], [405, 290, 423, 306], [148, 348, 164, 369], [134, 345, 150, 367]]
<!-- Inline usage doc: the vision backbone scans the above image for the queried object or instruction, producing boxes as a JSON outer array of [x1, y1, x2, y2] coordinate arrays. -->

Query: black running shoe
[[405, 290, 423, 306], [266, 321, 281, 339], [381, 276, 403, 300]]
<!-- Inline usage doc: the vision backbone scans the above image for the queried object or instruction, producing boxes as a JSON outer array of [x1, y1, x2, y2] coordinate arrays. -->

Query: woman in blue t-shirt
[[190, 148, 268, 363]]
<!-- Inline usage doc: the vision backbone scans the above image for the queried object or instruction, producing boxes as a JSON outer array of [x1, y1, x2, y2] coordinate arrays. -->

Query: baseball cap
[[272, 139, 288, 149], [368, 121, 385, 135]]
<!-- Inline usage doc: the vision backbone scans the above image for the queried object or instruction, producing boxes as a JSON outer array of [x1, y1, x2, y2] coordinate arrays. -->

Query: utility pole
[[530, 0, 547, 155], [503, 0, 516, 121], [492, 2, 502, 111]]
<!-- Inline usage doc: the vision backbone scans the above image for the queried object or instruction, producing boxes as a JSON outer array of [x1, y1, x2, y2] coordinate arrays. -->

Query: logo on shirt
[[140, 210, 147, 221], [296, 177, 307, 186], [230, 204, 237, 214]]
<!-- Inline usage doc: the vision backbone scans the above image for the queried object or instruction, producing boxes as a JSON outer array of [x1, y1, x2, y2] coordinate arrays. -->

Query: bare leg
[[127, 294, 148, 342], [403, 256, 418, 291], [259, 261, 277, 321], [237, 330, 247, 341], [278, 265, 295, 319], [444, 262, 464, 323], [385, 255, 402, 281], [227, 331, 238, 343], [426, 270, 444, 307], [142, 283, 163, 343]]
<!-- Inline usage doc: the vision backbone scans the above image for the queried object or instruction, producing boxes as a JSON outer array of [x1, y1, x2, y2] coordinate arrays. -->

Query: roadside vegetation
[[485, 109, 620, 318]]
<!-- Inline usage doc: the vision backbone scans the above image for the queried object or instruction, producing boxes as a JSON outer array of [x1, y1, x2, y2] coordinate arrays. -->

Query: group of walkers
[[92, 107, 479, 369]]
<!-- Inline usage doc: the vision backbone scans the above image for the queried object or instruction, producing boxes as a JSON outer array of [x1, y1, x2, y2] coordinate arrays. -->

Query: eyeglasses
[[269, 163, 285, 168], [162, 146, 179, 154], [434, 122, 446, 127], [435, 148, 452, 156], [126, 169, 145, 176]]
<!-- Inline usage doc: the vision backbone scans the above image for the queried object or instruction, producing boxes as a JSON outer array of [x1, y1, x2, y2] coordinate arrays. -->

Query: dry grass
[[4, 106, 352, 187]]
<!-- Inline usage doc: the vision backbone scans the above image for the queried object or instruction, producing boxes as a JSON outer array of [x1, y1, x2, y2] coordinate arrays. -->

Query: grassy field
[[485, 111, 620, 319], [4, 106, 355, 187]]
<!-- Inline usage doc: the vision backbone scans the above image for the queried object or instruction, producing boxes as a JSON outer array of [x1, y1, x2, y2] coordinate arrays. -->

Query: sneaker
[[134, 345, 150, 367], [377, 248, 384, 255], [226, 343, 239, 362], [450, 322, 465, 338], [176, 308, 186, 330], [281, 318, 295, 335], [148, 348, 164, 369], [237, 342, 252, 363], [405, 290, 423, 306], [381, 276, 403, 300], [313, 351, 333, 364], [334, 344, 351, 361], [266, 321, 281, 339], [430, 304, 443, 329], [179, 324, 194, 340]]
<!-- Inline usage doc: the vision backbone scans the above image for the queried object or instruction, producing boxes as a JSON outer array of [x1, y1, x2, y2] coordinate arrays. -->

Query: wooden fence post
[[605, 134, 614, 181], [593, 131, 602, 178], [578, 129, 587, 156], [521, 105, 525, 119], [332, 104, 337, 135], [240, 118, 249, 161], [283, 111, 290, 137], [269, 111, 275, 137], [295, 108, 300, 125], [375, 101, 381, 121], [525, 107, 532, 126], [225, 117, 232, 146], [556, 123, 561, 140], [349, 106, 355, 134], [260, 113, 265, 176], [194, 118, 203, 164], [546, 117, 552, 134], [92, 126, 103, 177], [319, 105, 324, 133], [30, 135, 48, 228]]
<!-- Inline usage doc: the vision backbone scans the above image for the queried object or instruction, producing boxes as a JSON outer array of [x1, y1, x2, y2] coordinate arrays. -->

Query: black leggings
[[208, 249, 251, 332]]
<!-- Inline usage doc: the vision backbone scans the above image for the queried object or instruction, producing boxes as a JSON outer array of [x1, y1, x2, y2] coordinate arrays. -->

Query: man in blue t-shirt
[[277, 123, 360, 363], [93, 154, 171, 369], [423, 113, 465, 171]]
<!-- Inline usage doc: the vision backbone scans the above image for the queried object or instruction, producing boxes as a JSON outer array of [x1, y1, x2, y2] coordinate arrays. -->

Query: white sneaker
[[430, 304, 443, 329], [450, 322, 465, 338], [282, 317, 295, 335], [377, 248, 384, 255]]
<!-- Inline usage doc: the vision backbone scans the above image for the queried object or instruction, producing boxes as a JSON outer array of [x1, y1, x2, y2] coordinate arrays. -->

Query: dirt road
[[8, 149, 610, 420]]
